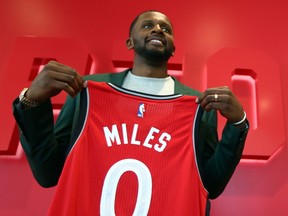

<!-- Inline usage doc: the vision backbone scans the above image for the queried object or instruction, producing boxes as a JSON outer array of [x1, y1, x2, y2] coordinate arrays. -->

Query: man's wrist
[[234, 121, 248, 130], [232, 111, 247, 126], [19, 88, 40, 108]]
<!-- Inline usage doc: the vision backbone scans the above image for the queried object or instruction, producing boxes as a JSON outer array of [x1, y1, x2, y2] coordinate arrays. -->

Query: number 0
[[100, 159, 152, 215]]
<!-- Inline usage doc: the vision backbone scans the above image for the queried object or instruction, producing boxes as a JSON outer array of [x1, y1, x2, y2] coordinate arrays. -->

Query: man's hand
[[196, 86, 246, 125], [26, 61, 86, 103]]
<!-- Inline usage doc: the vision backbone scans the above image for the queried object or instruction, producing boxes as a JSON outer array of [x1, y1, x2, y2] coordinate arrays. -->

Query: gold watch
[[19, 88, 40, 107]]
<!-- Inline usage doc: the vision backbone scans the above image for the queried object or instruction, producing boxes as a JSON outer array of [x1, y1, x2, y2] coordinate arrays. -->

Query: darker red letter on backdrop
[[0, 37, 93, 155], [206, 48, 285, 160]]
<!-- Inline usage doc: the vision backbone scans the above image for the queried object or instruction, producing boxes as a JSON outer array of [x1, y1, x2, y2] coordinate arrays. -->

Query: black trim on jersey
[[193, 105, 211, 215], [65, 88, 88, 157], [193, 104, 204, 177], [206, 199, 211, 216], [194, 105, 204, 148], [107, 82, 183, 100], [194, 106, 212, 216]]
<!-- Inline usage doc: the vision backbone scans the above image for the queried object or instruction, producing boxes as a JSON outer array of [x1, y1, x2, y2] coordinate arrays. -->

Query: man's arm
[[197, 110, 248, 199], [12, 61, 85, 187], [12, 94, 80, 187], [13, 100, 61, 187]]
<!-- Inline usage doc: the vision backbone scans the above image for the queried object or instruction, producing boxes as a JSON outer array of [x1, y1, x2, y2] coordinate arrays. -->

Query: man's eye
[[143, 24, 152, 29], [162, 27, 171, 33]]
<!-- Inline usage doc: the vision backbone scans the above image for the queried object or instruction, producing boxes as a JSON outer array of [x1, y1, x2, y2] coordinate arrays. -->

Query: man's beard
[[134, 45, 172, 62]]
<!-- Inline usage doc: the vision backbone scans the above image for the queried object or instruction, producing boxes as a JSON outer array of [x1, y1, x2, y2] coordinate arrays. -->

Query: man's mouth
[[146, 37, 166, 46], [147, 38, 166, 47], [149, 39, 163, 45]]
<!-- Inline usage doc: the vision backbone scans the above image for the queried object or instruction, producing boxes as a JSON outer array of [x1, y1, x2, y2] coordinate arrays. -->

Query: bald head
[[129, 10, 173, 37]]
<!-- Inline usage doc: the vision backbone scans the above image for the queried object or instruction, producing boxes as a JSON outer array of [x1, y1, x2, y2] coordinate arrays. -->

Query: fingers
[[27, 61, 86, 102], [196, 86, 230, 109], [45, 71, 83, 97], [48, 61, 85, 92], [45, 61, 85, 93], [196, 86, 245, 122]]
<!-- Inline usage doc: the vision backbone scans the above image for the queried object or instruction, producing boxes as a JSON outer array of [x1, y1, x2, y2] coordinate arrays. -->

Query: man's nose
[[152, 24, 163, 33]]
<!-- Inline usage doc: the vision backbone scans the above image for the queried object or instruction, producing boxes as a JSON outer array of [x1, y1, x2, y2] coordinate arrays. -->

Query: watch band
[[19, 88, 40, 107]]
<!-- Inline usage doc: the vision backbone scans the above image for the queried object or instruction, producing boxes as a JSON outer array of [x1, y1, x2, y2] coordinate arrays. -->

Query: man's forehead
[[138, 11, 172, 25]]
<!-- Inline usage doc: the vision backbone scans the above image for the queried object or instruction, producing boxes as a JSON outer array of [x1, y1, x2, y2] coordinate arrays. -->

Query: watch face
[[20, 88, 28, 100]]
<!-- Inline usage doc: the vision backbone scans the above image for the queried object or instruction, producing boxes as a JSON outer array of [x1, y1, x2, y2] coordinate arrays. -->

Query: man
[[13, 10, 248, 215]]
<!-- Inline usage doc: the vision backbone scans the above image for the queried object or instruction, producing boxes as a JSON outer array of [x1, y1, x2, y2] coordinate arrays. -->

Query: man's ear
[[126, 38, 133, 50], [171, 46, 176, 57]]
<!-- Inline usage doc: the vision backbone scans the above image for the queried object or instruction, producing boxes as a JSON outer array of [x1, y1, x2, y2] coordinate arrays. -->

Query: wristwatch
[[19, 88, 40, 107]]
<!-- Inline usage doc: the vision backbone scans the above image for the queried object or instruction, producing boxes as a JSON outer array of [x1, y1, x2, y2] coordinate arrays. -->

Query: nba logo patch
[[137, 103, 145, 118]]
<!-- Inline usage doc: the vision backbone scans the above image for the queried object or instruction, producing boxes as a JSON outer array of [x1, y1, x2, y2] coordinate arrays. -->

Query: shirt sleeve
[[197, 110, 249, 199], [12, 96, 75, 187]]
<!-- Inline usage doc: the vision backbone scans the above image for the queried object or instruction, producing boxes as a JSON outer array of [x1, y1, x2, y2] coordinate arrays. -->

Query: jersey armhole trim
[[65, 87, 89, 157], [193, 105, 208, 193]]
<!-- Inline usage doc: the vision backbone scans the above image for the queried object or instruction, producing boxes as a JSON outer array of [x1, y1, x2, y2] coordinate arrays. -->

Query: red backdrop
[[1, 0, 287, 215]]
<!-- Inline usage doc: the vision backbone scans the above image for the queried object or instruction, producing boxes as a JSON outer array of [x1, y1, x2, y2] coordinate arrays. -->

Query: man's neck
[[131, 57, 169, 78]]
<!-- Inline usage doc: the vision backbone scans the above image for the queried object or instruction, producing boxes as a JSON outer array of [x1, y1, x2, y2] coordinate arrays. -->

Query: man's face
[[128, 11, 175, 62]]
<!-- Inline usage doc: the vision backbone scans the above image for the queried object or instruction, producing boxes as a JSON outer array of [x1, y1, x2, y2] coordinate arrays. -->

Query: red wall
[[1, 0, 288, 215]]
